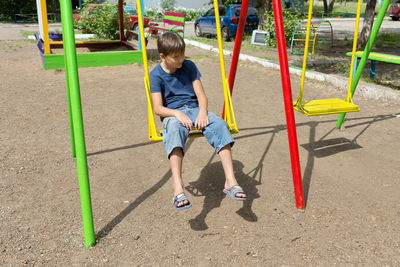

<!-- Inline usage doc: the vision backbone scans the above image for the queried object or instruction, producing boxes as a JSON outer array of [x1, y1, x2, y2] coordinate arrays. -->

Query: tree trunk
[[322, 0, 336, 15], [257, 0, 271, 30], [358, 0, 377, 48]]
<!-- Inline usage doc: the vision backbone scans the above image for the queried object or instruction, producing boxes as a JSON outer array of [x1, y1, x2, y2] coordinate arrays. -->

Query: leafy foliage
[[145, 8, 204, 22], [74, 1, 129, 40], [160, 0, 176, 11], [262, 10, 304, 47], [208, 0, 242, 6], [0, 0, 36, 16]]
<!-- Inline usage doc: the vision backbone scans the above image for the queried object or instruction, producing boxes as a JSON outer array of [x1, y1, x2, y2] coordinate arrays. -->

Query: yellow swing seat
[[293, 98, 360, 116]]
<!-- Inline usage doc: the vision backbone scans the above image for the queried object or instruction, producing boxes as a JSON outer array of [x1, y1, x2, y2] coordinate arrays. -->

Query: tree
[[358, 0, 377, 48], [322, 0, 336, 15], [255, 0, 272, 30], [160, 0, 176, 11]]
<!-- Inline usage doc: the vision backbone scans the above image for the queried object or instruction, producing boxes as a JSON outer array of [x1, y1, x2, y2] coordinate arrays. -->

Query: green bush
[[263, 10, 304, 47], [145, 8, 203, 22], [160, 0, 176, 11], [74, 1, 129, 40], [174, 9, 204, 21], [145, 9, 163, 21]]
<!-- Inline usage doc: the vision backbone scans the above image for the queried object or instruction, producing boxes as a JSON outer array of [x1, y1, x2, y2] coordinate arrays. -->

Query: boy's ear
[[159, 53, 166, 60]]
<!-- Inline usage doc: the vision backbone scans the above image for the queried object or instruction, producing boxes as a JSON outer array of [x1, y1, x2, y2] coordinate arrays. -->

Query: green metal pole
[[336, 0, 391, 129], [59, 0, 96, 247], [65, 69, 76, 157]]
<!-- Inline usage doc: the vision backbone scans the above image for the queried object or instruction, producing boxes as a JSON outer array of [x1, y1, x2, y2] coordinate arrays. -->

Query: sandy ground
[[1, 26, 400, 266]]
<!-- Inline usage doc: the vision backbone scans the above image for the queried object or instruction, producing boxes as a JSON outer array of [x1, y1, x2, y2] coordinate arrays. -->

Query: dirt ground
[[1, 31, 400, 266]]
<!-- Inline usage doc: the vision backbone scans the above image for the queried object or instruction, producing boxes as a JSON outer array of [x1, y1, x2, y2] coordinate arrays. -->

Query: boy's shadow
[[185, 160, 260, 231]]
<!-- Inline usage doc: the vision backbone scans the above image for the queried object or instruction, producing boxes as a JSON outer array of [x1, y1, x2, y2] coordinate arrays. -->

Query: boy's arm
[[151, 92, 193, 129], [193, 79, 209, 129]]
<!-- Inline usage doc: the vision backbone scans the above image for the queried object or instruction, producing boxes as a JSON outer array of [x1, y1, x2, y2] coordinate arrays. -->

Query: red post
[[118, 0, 125, 41], [222, 0, 250, 118], [272, 0, 305, 209]]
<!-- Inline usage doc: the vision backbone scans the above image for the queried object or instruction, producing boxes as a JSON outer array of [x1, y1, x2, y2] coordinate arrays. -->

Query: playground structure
[[346, 51, 400, 78], [54, 0, 304, 247], [291, 0, 393, 126], [34, 0, 143, 70], [292, 0, 362, 116], [148, 11, 187, 38], [290, 19, 333, 55], [49, 0, 393, 248]]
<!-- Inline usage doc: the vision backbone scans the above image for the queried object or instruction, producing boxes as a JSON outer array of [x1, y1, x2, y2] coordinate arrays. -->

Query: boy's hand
[[174, 110, 193, 129], [195, 111, 209, 130]]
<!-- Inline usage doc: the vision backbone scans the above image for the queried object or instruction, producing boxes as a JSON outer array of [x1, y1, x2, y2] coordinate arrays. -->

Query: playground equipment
[[53, 0, 306, 247], [35, 0, 143, 69], [148, 11, 186, 38], [346, 51, 400, 78], [290, 19, 333, 55], [136, 0, 238, 142], [293, 0, 360, 116], [336, 0, 393, 128]]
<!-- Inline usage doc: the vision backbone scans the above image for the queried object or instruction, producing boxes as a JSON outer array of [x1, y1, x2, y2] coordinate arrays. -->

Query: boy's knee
[[169, 120, 188, 134], [210, 117, 228, 130], [165, 118, 186, 132]]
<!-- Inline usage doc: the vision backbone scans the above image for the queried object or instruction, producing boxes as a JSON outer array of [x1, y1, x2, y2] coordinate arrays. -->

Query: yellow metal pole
[[135, 0, 161, 141], [40, 0, 51, 54], [213, 0, 229, 101], [297, 0, 314, 105], [213, 0, 237, 132], [346, 0, 362, 102]]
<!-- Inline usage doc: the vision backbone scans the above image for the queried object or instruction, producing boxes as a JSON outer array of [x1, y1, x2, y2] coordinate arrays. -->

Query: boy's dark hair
[[157, 32, 185, 56]]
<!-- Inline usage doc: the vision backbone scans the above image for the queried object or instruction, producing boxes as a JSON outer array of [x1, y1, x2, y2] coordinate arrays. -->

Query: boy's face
[[160, 52, 185, 70]]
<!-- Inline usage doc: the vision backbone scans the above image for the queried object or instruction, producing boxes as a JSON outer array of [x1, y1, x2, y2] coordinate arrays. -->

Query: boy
[[150, 32, 246, 210]]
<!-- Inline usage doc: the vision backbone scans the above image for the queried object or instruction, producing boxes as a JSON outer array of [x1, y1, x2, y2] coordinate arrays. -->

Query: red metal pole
[[118, 0, 125, 41], [272, 0, 305, 209], [222, 0, 250, 118]]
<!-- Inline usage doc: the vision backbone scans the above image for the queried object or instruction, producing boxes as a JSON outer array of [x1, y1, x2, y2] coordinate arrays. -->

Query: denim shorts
[[162, 106, 235, 158]]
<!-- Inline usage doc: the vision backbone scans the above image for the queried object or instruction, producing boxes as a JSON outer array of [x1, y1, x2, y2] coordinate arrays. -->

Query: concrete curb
[[184, 39, 400, 104]]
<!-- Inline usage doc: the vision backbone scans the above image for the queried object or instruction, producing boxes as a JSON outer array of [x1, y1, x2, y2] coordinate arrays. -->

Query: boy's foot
[[172, 193, 192, 210], [223, 185, 247, 201]]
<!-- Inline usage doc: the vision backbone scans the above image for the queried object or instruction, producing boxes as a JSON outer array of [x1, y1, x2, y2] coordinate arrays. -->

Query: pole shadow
[[95, 139, 194, 242], [300, 113, 396, 206], [94, 113, 398, 241]]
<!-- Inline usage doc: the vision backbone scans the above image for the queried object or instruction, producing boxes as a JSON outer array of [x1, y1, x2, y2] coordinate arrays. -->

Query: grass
[[20, 30, 35, 38], [302, 1, 382, 16], [375, 33, 400, 49]]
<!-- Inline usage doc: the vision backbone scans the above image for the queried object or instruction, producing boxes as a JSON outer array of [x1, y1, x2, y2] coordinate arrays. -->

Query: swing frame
[[135, 0, 238, 141], [293, 0, 361, 116]]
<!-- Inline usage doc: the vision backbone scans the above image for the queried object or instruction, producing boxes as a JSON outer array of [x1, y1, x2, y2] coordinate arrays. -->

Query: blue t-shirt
[[150, 59, 201, 109]]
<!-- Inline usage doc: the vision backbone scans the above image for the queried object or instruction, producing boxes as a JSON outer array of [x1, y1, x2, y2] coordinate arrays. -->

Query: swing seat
[[293, 98, 360, 116]]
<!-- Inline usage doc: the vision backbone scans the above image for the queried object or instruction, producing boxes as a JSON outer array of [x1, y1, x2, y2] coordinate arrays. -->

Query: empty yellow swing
[[293, 0, 361, 116], [135, 0, 238, 141]]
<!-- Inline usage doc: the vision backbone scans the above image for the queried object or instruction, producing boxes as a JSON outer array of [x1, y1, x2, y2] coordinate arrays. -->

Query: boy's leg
[[169, 147, 189, 207], [200, 112, 246, 199], [162, 116, 190, 208], [218, 145, 246, 199]]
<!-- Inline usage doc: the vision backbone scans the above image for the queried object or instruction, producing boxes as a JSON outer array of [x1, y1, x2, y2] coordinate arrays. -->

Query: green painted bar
[[164, 15, 185, 22], [345, 51, 400, 64], [65, 68, 76, 157], [43, 50, 143, 69], [336, 0, 391, 129], [59, 0, 96, 247]]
